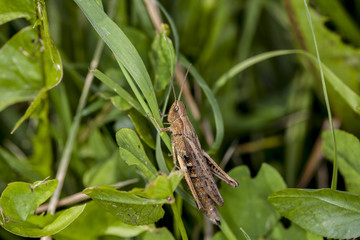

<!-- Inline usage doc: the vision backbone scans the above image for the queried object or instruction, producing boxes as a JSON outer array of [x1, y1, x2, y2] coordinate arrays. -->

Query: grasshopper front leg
[[147, 114, 171, 132]]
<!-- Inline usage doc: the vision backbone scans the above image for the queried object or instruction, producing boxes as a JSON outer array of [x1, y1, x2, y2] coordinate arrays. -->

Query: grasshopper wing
[[184, 137, 224, 206]]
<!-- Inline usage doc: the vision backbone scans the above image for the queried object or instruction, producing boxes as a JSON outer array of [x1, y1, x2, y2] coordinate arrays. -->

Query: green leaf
[[0, 179, 85, 237], [128, 109, 156, 149], [83, 173, 181, 226], [312, 0, 360, 46], [142, 227, 175, 240], [111, 95, 132, 111], [322, 130, 360, 193], [83, 186, 168, 225], [1, 204, 85, 238], [268, 188, 360, 239], [116, 128, 158, 181], [55, 201, 147, 240], [150, 25, 175, 92], [10, 1, 62, 132], [131, 171, 183, 200], [92, 69, 144, 115], [219, 163, 286, 239], [0, 180, 58, 221], [0, 0, 34, 24], [0, 27, 42, 112]]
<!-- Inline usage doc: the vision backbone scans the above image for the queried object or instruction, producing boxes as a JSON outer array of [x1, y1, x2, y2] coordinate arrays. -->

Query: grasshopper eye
[[174, 105, 179, 111]]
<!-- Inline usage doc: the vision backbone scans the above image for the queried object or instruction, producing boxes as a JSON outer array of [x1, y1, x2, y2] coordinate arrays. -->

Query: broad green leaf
[[0, 27, 42, 112], [83, 185, 169, 225], [0, 179, 85, 237], [322, 130, 360, 193], [0, 180, 57, 221], [0, 0, 34, 24], [268, 188, 360, 239], [142, 227, 175, 240], [128, 109, 155, 149], [1, 204, 85, 238], [116, 128, 158, 181], [219, 164, 286, 239], [267, 222, 322, 240], [55, 202, 147, 240], [150, 25, 175, 92], [10, 1, 62, 132]]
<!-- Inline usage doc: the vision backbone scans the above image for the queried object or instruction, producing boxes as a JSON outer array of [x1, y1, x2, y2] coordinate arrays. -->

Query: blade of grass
[[171, 201, 188, 240], [212, 49, 360, 115], [219, 214, 237, 240], [91, 69, 144, 115], [303, 0, 337, 189], [74, 0, 160, 120], [179, 56, 224, 153]]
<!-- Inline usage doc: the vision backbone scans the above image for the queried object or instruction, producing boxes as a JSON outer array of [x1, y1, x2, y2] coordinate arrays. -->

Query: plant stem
[[219, 214, 237, 240], [171, 201, 188, 240]]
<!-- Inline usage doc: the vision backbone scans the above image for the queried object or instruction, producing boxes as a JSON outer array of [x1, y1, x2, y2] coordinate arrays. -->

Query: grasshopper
[[149, 67, 238, 224]]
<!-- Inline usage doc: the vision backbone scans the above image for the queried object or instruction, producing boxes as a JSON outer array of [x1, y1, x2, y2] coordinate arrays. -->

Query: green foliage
[[54, 201, 147, 240], [1, 0, 360, 239], [217, 164, 287, 239], [83, 172, 183, 226], [0, 179, 85, 237], [322, 130, 360, 193], [0, 0, 34, 25], [269, 188, 360, 239], [116, 128, 158, 181]]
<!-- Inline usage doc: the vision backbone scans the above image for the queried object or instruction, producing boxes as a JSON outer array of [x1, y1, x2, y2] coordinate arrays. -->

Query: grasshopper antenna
[[178, 64, 192, 102], [170, 73, 177, 100]]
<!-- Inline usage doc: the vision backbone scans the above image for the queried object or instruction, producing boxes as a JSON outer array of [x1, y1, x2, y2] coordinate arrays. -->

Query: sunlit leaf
[[0, 179, 85, 237]]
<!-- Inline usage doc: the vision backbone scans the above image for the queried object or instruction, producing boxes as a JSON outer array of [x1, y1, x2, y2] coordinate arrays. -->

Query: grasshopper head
[[168, 100, 187, 122]]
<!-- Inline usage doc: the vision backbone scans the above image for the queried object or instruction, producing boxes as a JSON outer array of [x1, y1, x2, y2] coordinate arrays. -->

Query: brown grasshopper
[[149, 67, 238, 224]]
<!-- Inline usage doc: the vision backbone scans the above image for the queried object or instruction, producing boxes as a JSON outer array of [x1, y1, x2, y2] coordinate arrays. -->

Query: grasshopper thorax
[[167, 100, 187, 122]]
